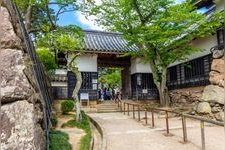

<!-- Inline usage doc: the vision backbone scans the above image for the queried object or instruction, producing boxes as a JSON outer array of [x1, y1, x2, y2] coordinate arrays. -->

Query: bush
[[61, 100, 74, 114], [51, 114, 58, 128], [36, 48, 57, 71], [49, 130, 72, 150]]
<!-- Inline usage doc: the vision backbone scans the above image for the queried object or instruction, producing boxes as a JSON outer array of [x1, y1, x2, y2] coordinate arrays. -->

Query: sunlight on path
[[88, 112, 225, 150]]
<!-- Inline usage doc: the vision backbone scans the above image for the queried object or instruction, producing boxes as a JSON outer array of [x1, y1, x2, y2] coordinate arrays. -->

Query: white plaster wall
[[131, 58, 152, 74], [169, 35, 217, 67], [51, 82, 67, 87], [131, 35, 217, 73], [68, 53, 97, 72]]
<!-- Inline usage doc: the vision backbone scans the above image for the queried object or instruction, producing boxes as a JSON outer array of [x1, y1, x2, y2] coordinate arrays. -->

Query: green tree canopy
[[36, 47, 57, 72], [37, 25, 84, 53], [13, 0, 78, 34], [82, 0, 224, 105], [99, 68, 122, 88]]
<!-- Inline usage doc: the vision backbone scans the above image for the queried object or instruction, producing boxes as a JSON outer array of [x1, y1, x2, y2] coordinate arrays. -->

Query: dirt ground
[[54, 100, 85, 150]]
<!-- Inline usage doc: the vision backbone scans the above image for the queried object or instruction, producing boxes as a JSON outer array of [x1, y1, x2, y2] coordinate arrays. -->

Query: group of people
[[98, 87, 122, 103]]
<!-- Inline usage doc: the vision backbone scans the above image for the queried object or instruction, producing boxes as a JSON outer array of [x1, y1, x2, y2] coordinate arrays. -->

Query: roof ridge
[[83, 29, 122, 36]]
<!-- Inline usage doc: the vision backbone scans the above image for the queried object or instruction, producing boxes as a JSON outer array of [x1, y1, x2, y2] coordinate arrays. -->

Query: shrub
[[36, 48, 57, 71], [51, 114, 58, 128], [61, 100, 74, 114], [49, 130, 72, 150]]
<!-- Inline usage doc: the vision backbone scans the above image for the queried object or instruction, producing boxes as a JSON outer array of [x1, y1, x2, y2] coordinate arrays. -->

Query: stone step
[[97, 103, 118, 106], [96, 101, 121, 113], [97, 109, 121, 113], [97, 107, 119, 109], [97, 105, 119, 108]]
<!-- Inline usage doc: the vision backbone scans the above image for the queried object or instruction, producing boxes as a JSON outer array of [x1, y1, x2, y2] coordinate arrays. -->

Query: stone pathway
[[88, 112, 225, 150]]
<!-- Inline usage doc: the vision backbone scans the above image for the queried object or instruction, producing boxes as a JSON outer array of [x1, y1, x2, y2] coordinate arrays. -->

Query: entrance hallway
[[88, 112, 225, 150]]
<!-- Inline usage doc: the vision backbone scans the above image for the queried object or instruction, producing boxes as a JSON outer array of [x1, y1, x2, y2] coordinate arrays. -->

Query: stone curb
[[87, 114, 107, 150]]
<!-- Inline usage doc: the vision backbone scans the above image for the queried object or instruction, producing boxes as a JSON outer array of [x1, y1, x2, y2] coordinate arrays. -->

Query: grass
[[62, 111, 92, 150], [49, 130, 72, 150], [50, 114, 58, 128]]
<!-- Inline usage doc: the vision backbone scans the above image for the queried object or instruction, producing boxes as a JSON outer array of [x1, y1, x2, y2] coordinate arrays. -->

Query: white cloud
[[76, 11, 105, 31]]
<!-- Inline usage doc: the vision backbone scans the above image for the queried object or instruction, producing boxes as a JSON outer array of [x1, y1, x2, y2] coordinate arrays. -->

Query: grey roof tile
[[83, 30, 138, 53]]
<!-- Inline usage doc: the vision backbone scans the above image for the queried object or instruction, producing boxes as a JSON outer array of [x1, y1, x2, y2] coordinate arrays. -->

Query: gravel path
[[88, 112, 225, 150]]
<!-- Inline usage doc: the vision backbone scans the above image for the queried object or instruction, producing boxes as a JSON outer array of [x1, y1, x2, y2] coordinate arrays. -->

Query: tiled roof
[[83, 30, 138, 53]]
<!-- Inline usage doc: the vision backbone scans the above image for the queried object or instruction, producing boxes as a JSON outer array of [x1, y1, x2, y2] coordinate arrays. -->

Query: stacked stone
[[169, 87, 204, 105], [169, 56, 224, 121], [1, 2, 45, 150], [195, 56, 224, 121]]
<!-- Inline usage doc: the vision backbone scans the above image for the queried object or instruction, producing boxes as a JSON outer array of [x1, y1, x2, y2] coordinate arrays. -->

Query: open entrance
[[97, 54, 131, 100]]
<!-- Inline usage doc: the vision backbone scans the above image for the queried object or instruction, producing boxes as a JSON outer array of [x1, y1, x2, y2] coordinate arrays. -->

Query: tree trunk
[[149, 60, 169, 106], [68, 54, 82, 121], [157, 81, 169, 106]]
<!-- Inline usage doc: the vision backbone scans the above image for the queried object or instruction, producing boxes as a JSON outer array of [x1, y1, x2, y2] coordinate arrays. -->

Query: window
[[168, 66, 177, 81], [184, 58, 204, 79]]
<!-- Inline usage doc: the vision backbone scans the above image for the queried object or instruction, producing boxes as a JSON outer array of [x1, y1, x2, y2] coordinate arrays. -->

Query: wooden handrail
[[121, 101, 224, 150]]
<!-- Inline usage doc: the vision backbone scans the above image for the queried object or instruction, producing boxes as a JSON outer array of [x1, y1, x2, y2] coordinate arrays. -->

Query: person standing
[[101, 88, 104, 101], [114, 87, 121, 103], [106, 88, 111, 100]]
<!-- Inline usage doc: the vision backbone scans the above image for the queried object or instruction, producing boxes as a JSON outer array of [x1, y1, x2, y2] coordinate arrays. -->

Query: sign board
[[80, 93, 89, 100], [92, 79, 98, 84], [142, 89, 148, 94]]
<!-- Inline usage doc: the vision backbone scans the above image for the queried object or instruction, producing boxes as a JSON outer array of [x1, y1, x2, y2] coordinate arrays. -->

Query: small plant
[[49, 130, 72, 150], [51, 114, 58, 128], [61, 100, 75, 114]]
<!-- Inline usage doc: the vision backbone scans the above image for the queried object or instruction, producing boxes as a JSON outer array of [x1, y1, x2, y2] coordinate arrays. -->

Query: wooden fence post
[[182, 115, 188, 143], [151, 109, 155, 128], [133, 104, 135, 119], [138, 105, 140, 121], [145, 109, 147, 125], [200, 121, 205, 150]]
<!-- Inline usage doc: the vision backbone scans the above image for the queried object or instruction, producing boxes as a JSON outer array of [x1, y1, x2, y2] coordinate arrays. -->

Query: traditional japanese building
[[51, 0, 224, 103]]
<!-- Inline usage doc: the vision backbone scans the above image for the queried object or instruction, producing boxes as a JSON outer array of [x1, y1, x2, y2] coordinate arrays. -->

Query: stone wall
[[1, 2, 46, 150], [169, 86, 204, 105], [198, 56, 224, 121], [209, 57, 224, 88], [169, 55, 224, 121]]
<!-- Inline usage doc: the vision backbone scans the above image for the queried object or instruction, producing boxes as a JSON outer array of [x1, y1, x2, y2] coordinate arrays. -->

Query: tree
[[82, 0, 223, 105], [13, 0, 78, 34], [36, 47, 57, 73], [99, 68, 122, 88], [14, 0, 85, 121], [37, 25, 84, 121]]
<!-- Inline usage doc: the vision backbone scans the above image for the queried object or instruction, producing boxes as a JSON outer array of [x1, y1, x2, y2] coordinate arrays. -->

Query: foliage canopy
[[36, 47, 57, 72], [82, 0, 224, 105], [98, 68, 122, 88]]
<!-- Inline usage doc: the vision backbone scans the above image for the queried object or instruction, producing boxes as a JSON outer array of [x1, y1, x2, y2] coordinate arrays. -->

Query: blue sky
[[55, 0, 210, 30]]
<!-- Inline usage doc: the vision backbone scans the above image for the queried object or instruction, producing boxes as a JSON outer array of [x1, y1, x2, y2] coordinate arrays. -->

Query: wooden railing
[[118, 101, 224, 150]]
